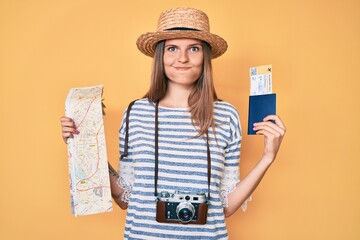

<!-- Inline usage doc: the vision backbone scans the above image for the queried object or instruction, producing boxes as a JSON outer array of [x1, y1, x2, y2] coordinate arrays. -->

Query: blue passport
[[248, 93, 276, 135]]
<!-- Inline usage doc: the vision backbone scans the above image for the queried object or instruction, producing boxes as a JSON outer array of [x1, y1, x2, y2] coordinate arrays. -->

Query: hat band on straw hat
[[165, 27, 200, 31]]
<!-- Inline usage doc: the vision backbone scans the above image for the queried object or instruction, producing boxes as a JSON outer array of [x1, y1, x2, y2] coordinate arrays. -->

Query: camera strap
[[120, 100, 212, 202], [120, 99, 138, 160], [154, 102, 211, 202]]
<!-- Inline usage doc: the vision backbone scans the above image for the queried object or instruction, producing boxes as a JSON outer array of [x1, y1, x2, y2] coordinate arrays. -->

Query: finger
[[62, 133, 74, 144], [263, 115, 286, 131], [60, 116, 73, 122], [61, 122, 76, 129], [60, 117, 76, 126], [253, 121, 285, 136], [255, 129, 273, 138], [62, 132, 73, 142], [62, 132, 74, 139], [62, 126, 78, 134], [253, 124, 281, 137], [60, 117, 78, 132]]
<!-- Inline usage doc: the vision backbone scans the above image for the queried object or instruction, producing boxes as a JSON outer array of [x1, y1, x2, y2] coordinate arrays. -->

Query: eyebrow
[[164, 43, 202, 48]]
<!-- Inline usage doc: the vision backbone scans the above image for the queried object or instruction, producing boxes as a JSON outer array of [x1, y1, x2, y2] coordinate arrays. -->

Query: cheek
[[193, 54, 203, 67], [164, 65, 170, 78], [193, 58, 203, 77], [163, 56, 173, 71], [163, 52, 175, 65], [194, 67, 203, 80], [163, 55, 172, 77]]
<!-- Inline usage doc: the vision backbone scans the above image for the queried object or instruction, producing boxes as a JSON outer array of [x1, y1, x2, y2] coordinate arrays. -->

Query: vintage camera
[[156, 190, 209, 224]]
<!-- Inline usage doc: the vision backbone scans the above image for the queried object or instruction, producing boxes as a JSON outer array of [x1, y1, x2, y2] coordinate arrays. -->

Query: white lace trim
[[220, 181, 253, 212], [220, 181, 238, 208], [117, 176, 132, 203]]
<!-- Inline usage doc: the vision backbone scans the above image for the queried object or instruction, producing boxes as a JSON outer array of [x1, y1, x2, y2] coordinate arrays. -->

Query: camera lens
[[176, 202, 195, 223]]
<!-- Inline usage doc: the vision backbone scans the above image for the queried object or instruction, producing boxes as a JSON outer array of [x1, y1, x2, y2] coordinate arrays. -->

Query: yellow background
[[1, 0, 359, 239]]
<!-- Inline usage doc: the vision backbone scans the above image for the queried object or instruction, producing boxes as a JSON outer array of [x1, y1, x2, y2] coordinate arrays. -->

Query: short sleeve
[[116, 110, 134, 203], [219, 108, 252, 212]]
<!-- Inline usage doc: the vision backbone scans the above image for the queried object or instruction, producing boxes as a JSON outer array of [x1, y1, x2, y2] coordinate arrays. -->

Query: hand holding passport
[[246, 65, 286, 169], [248, 65, 277, 135]]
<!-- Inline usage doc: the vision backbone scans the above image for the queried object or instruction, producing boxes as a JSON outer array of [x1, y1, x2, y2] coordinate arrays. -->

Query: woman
[[60, 8, 286, 240]]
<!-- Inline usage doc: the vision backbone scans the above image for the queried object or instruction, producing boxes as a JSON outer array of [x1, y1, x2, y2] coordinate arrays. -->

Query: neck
[[160, 82, 193, 108]]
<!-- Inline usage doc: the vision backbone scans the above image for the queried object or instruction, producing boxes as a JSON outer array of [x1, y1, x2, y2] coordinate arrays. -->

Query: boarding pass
[[250, 65, 272, 96]]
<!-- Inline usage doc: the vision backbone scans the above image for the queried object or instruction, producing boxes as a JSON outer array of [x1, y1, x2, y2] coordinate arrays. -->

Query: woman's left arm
[[224, 115, 286, 217]]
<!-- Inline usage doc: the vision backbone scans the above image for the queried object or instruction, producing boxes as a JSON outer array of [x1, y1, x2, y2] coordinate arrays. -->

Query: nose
[[177, 50, 189, 63]]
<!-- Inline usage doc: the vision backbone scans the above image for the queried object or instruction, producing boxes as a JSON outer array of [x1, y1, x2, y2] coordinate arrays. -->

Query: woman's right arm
[[108, 162, 128, 209], [59, 116, 128, 209]]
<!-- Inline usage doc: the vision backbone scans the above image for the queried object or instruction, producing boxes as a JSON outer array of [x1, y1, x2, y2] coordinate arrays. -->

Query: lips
[[174, 67, 191, 71]]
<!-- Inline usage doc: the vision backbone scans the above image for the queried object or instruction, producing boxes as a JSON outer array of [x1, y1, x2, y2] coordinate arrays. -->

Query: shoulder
[[124, 98, 155, 113], [214, 100, 240, 120], [214, 101, 242, 140], [130, 98, 153, 108], [120, 98, 154, 130], [121, 98, 153, 122]]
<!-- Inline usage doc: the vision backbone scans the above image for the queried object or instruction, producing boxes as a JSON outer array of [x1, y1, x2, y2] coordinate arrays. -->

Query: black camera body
[[156, 191, 208, 224]]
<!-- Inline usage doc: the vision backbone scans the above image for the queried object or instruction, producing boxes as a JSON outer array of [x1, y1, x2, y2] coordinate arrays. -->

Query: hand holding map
[[65, 85, 113, 216]]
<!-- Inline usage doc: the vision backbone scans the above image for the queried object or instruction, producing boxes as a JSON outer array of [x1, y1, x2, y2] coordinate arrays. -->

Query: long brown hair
[[144, 40, 218, 136]]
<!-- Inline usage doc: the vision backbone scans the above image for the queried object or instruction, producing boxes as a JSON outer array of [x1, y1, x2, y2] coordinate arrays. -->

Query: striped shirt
[[117, 98, 245, 240]]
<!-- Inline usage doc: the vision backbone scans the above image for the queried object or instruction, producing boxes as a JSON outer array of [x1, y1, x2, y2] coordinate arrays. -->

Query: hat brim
[[136, 30, 228, 59]]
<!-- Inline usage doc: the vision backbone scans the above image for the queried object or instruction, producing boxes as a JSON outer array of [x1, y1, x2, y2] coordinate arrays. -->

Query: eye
[[189, 46, 200, 52], [167, 46, 177, 52]]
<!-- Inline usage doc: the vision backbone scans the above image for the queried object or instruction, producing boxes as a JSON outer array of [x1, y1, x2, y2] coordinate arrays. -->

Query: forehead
[[165, 38, 202, 45]]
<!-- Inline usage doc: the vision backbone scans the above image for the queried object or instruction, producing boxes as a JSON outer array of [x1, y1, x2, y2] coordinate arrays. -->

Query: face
[[163, 38, 203, 88]]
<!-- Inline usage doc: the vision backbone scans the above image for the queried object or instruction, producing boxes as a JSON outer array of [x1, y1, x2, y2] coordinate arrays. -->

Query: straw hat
[[136, 8, 228, 59]]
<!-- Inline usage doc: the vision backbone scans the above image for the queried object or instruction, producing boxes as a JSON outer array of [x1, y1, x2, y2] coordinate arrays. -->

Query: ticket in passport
[[248, 65, 276, 135], [250, 65, 272, 96]]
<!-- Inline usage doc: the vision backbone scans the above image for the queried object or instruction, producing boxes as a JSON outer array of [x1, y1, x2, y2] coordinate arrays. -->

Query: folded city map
[[65, 85, 112, 216]]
